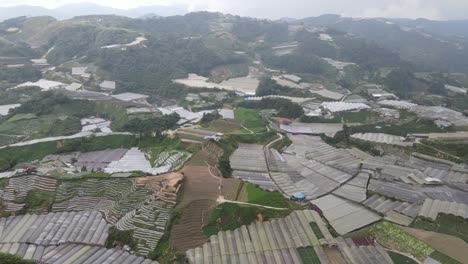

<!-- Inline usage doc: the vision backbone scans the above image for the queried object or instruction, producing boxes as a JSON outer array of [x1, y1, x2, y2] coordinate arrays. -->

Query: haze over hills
[[0, 2, 187, 21]]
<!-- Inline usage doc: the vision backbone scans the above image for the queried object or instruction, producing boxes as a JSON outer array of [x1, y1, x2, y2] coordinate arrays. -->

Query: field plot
[[0, 243, 158, 264], [232, 171, 276, 191], [234, 108, 266, 133], [229, 144, 268, 172], [401, 226, 468, 264], [351, 133, 413, 146], [186, 210, 335, 264], [335, 237, 393, 264], [52, 173, 182, 256], [312, 194, 381, 235], [0, 211, 108, 246], [1, 175, 57, 212], [362, 194, 421, 226]]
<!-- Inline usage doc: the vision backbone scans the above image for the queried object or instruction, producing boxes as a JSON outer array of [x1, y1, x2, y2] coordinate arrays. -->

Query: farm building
[[111, 92, 149, 103], [16, 79, 65, 91], [0, 104, 20, 116], [311, 194, 381, 235], [280, 123, 343, 137], [65, 82, 82, 91], [445, 84, 467, 94], [186, 210, 336, 264], [418, 199, 468, 221], [281, 74, 302, 83], [71, 66, 89, 78], [232, 171, 276, 191], [0, 211, 109, 246], [272, 42, 298, 56], [218, 109, 235, 119], [230, 144, 268, 172], [0, 243, 159, 264], [320, 102, 370, 114], [351, 133, 413, 146], [378, 100, 417, 110], [99, 80, 116, 91]]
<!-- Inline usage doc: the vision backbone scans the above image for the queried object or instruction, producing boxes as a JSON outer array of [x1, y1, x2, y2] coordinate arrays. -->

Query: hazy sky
[[1, 0, 468, 20]]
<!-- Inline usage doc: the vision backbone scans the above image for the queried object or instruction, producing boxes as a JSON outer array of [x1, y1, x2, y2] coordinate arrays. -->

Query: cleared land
[[401, 226, 468, 264]]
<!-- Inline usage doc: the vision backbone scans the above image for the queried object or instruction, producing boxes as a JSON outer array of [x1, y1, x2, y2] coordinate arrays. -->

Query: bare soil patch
[[401, 226, 468, 264], [170, 199, 216, 254], [324, 247, 347, 264]]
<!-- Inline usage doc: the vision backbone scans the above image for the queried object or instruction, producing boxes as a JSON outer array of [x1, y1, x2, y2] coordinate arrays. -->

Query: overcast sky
[[1, 0, 468, 20]]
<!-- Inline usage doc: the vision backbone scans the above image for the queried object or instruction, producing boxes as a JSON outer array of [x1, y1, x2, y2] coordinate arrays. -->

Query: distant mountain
[[0, 3, 187, 21], [295, 15, 468, 72]]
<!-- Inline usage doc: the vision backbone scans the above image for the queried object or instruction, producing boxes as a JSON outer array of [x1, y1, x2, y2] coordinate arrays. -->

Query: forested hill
[[1, 12, 467, 100], [296, 15, 468, 73]]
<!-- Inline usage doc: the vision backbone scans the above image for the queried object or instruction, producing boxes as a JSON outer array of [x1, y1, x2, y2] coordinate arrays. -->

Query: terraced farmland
[[0, 175, 57, 212], [51, 174, 183, 256]]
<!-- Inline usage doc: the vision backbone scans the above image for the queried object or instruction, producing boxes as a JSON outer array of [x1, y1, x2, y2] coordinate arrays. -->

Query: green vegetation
[[8, 113, 37, 122], [310, 222, 325, 240], [417, 140, 468, 162], [297, 247, 321, 264], [200, 111, 221, 124], [238, 98, 304, 119], [244, 182, 301, 209], [105, 226, 137, 250], [429, 251, 462, 264], [411, 214, 468, 243], [387, 251, 418, 264], [21, 190, 55, 213], [0, 253, 35, 264], [344, 221, 434, 261], [202, 203, 292, 236], [234, 108, 266, 133], [122, 114, 180, 136]]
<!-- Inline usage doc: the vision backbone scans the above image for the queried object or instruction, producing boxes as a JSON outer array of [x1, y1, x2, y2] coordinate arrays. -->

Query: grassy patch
[[418, 140, 468, 162], [298, 247, 321, 264], [429, 251, 462, 264], [411, 214, 468, 243], [22, 190, 55, 213], [8, 113, 37, 122], [344, 221, 434, 261], [0, 253, 35, 264], [202, 203, 292, 236], [245, 182, 301, 209], [388, 251, 418, 264], [234, 108, 266, 133], [310, 222, 325, 240]]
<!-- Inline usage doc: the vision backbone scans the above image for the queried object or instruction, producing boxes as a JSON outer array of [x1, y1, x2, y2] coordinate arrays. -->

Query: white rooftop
[[0, 104, 20, 116], [111, 92, 149, 102], [378, 100, 417, 109], [321, 102, 370, 113], [65, 82, 82, 91], [71, 67, 88, 75], [16, 79, 65, 91], [99, 81, 116, 90], [282, 74, 302, 83], [218, 109, 234, 119]]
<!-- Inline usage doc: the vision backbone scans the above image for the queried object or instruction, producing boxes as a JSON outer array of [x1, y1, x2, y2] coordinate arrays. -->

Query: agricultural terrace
[[170, 141, 241, 254], [0, 171, 183, 257]]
